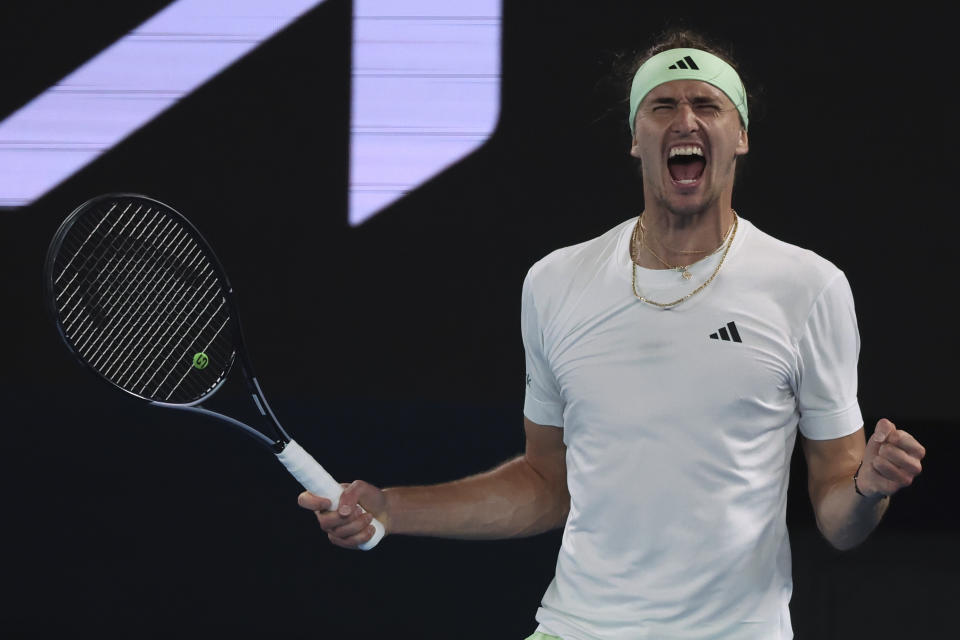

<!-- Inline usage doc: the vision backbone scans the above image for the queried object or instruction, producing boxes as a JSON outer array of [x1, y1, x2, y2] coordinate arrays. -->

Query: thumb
[[865, 419, 896, 459], [873, 418, 897, 442], [336, 480, 379, 516], [873, 418, 896, 443], [336, 481, 356, 516]]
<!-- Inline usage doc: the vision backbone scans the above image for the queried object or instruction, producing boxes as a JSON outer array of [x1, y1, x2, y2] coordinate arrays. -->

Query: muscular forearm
[[814, 476, 889, 551], [383, 455, 569, 540]]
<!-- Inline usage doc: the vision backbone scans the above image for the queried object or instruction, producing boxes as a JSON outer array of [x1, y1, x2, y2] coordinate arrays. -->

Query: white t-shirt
[[521, 216, 862, 640]]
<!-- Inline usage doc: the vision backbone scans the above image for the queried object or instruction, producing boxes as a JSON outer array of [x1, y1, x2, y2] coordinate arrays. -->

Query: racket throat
[[150, 401, 284, 451], [248, 376, 292, 444]]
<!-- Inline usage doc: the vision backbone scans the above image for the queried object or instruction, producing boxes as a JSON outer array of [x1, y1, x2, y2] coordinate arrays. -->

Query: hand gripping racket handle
[[276, 440, 386, 550]]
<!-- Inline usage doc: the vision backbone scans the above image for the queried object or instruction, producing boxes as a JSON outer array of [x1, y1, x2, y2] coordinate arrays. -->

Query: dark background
[[0, 1, 955, 637]]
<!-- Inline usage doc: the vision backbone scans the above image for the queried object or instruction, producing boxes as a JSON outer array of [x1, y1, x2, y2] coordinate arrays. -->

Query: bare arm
[[298, 417, 569, 548], [801, 427, 886, 551], [801, 419, 925, 551]]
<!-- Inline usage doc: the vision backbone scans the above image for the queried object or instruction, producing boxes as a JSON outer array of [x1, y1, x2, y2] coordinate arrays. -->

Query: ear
[[735, 128, 749, 156], [629, 132, 642, 159]]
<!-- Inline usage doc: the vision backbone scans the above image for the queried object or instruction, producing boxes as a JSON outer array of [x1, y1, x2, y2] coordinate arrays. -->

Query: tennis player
[[299, 30, 927, 639]]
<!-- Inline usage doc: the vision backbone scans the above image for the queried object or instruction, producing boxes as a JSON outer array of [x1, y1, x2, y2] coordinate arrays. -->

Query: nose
[[670, 102, 699, 134]]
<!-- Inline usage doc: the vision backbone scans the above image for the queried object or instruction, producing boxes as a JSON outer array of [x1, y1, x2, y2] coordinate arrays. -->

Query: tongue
[[669, 157, 705, 182]]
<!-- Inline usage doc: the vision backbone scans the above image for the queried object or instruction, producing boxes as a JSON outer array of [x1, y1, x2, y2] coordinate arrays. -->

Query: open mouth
[[667, 145, 706, 186]]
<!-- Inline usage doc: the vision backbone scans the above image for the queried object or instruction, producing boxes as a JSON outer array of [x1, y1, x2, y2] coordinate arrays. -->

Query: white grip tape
[[276, 439, 385, 550]]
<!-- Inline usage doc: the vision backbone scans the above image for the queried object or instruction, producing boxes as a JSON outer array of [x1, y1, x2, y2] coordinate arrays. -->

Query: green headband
[[628, 47, 748, 134]]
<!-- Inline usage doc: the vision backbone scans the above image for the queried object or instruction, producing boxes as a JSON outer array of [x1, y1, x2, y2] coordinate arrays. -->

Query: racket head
[[45, 193, 241, 406]]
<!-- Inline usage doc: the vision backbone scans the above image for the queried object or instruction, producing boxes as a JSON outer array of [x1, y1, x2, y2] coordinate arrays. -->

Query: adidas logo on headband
[[629, 48, 749, 133], [668, 56, 700, 70]]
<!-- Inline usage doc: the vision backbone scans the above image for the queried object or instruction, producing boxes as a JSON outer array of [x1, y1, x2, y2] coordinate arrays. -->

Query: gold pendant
[[680, 268, 692, 280]]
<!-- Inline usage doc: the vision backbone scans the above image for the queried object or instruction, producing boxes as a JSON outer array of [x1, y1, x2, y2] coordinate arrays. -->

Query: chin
[[662, 194, 712, 218]]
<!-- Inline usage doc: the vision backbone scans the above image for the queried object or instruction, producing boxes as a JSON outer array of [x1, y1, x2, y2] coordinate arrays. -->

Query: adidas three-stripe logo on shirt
[[709, 321, 742, 343]]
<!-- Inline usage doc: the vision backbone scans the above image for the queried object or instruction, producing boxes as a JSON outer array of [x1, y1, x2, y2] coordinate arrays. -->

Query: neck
[[632, 203, 736, 269]]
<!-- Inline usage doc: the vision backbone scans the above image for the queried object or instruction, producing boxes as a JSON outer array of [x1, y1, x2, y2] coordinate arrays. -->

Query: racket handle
[[276, 439, 385, 550]]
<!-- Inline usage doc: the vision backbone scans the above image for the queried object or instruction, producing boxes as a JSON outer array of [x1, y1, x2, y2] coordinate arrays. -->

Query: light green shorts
[[524, 633, 561, 640]]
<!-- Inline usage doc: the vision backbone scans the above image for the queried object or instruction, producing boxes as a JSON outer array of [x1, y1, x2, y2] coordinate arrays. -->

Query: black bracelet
[[854, 461, 888, 499], [853, 461, 867, 496]]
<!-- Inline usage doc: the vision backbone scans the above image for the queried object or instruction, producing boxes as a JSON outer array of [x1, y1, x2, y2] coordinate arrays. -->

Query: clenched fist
[[856, 419, 926, 499]]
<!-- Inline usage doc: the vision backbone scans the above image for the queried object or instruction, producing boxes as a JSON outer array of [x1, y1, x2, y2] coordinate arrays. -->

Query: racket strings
[[61, 206, 190, 362], [160, 312, 231, 401], [92, 235, 207, 378], [71, 214, 193, 365], [90, 235, 211, 372], [55, 202, 151, 323], [53, 201, 124, 287], [101, 261, 215, 390], [52, 197, 236, 403], [63, 206, 232, 402], [57, 206, 157, 341], [140, 283, 225, 397]]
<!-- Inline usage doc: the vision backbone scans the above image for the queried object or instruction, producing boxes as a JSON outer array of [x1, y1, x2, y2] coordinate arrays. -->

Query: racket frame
[[44, 193, 385, 549], [43, 193, 293, 451]]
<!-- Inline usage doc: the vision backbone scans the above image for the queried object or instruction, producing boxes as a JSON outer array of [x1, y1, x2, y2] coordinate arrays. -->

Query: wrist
[[854, 460, 889, 501], [380, 487, 399, 534]]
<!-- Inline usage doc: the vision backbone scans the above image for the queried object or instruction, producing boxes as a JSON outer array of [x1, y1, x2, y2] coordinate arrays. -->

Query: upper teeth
[[669, 146, 704, 158]]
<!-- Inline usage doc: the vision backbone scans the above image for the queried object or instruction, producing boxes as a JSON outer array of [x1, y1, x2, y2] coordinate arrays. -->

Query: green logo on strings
[[192, 352, 209, 370]]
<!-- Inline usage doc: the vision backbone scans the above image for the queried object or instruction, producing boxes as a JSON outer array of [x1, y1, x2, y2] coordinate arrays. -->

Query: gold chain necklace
[[638, 215, 736, 280], [641, 234, 695, 279], [630, 212, 738, 309]]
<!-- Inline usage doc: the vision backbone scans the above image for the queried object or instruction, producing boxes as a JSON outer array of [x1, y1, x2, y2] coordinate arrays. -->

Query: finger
[[872, 419, 896, 443], [297, 491, 332, 511], [338, 479, 382, 517], [324, 505, 366, 530], [864, 421, 889, 460], [879, 443, 923, 476], [315, 505, 364, 531], [329, 523, 377, 549], [885, 429, 927, 460], [337, 481, 363, 516], [328, 511, 374, 539], [872, 455, 915, 488], [328, 531, 365, 550]]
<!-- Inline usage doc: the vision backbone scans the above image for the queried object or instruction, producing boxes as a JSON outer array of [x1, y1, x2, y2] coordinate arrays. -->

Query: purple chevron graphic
[[0, 0, 502, 225]]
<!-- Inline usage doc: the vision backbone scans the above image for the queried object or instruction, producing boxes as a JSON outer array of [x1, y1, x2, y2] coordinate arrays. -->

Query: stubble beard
[[644, 159, 736, 223], [646, 182, 721, 224]]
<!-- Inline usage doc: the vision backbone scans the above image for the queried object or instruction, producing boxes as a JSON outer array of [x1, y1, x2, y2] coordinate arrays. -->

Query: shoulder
[[524, 218, 634, 297], [733, 219, 856, 340], [738, 218, 848, 295]]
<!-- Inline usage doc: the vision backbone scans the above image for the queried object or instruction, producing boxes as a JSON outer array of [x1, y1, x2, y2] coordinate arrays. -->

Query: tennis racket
[[44, 193, 385, 550]]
